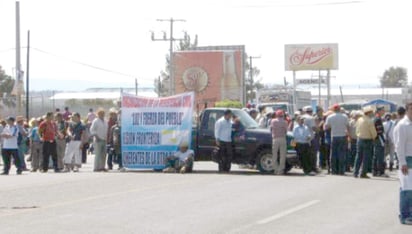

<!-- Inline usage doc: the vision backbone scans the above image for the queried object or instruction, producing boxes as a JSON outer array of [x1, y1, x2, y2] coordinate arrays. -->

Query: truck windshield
[[232, 109, 259, 129]]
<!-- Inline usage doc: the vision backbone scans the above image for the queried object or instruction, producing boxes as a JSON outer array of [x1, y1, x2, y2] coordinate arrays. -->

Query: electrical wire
[[30, 47, 157, 81]]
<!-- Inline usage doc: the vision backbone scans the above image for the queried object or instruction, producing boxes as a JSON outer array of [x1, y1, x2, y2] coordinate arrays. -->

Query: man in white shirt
[[163, 141, 194, 173], [1, 117, 22, 175], [90, 109, 108, 172], [214, 109, 233, 172], [393, 102, 412, 225]]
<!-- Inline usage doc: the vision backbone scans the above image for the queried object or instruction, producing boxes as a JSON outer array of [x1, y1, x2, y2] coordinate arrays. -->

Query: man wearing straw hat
[[353, 106, 376, 179]]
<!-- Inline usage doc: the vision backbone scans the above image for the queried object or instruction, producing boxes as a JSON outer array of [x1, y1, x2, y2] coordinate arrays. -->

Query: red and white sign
[[285, 44, 339, 71]]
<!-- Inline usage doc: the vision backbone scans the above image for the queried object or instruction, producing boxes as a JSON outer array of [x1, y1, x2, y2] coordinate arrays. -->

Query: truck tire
[[256, 149, 275, 173]]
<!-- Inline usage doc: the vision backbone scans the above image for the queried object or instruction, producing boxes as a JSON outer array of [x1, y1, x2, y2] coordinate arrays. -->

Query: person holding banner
[[393, 102, 412, 225], [214, 109, 234, 173], [90, 109, 108, 172], [163, 142, 194, 173]]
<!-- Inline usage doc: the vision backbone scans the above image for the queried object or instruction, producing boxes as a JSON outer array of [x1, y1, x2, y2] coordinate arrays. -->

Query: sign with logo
[[173, 50, 244, 106], [285, 44, 339, 71], [121, 92, 194, 169]]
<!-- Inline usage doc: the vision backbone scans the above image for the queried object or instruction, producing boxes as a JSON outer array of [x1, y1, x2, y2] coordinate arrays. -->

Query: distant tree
[[245, 55, 264, 103], [154, 33, 198, 97], [379, 66, 408, 88], [0, 65, 16, 108]]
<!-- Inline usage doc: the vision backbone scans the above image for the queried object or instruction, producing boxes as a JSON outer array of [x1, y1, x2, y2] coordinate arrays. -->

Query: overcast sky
[[0, 0, 410, 91]]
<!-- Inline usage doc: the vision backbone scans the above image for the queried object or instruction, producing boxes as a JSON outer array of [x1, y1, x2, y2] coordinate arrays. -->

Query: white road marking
[[256, 200, 321, 225]]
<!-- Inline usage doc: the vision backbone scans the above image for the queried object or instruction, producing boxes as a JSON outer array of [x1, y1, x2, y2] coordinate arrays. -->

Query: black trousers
[[218, 141, 233, 172], [296, 143, 312, 174], [2, 149, 22, 174], [42, 141, 58, 171]]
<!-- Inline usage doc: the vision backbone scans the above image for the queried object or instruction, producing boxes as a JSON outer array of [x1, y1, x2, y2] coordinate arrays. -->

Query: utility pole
[[26, 30, 30, 120], [135, 78, 138, 96], [151, 18, 186, 96], [15, 1, 22, 115], [248, 56, 260, 103]]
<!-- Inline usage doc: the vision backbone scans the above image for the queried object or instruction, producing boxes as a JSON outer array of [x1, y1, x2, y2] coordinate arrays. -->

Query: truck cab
[[192, 108, 299, 173]]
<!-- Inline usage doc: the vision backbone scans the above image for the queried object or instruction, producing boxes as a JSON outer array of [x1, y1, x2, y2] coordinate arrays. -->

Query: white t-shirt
[[175, 149, 194, 161], [2, 125, 18, 149]]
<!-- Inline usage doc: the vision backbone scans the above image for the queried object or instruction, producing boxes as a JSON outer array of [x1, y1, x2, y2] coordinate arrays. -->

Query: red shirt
[[39, 121, 57, 142]]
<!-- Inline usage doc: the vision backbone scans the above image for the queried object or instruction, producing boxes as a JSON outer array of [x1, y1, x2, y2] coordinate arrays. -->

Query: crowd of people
[[2, 102, 412, 224], [242, 103, 404, 178], [0, 107, 124, 175]]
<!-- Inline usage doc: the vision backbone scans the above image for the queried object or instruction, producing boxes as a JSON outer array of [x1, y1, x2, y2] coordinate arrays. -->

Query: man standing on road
[[63, 113, 85, 172], [393, 102, 412, 225], [1, 117, 22, 175], [55, 113, 67, 171], [324, 104, 349, 175], [214, 109, 233, 172], [354, 106, 377, 179], [302, 106, 319, 173], [373, 106, 388, 177], [38, 112, 60, 173], [270, 110, 288, 175], [90, 109, 108, 172], [293, 116, 313, 175]]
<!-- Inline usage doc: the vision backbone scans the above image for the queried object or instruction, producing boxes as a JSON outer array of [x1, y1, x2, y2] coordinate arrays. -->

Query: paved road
[[0, 158, 410, 234]]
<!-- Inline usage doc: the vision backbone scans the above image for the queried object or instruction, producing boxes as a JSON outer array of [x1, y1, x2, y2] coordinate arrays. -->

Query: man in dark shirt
[[373, 106, 388, 177]]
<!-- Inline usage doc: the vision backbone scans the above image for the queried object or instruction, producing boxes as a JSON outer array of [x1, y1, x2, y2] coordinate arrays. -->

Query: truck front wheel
[[256, 149, 275, 174]]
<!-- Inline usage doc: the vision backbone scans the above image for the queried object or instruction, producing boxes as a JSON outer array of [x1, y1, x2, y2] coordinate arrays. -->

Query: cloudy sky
[[0, 0, 410, 91]]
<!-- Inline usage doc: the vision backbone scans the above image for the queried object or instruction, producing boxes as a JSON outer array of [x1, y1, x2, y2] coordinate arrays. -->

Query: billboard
[[121, 92, 194, 169], [173, 49, 244, 106], [285, 44, 339, 71]]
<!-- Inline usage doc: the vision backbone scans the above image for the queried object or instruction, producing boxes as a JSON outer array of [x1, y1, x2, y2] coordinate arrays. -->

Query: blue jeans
[[399, 157, 412, 223], [354, 139, 373, 176], [331, 136, 347, 175], [373, 138, 385, 175]]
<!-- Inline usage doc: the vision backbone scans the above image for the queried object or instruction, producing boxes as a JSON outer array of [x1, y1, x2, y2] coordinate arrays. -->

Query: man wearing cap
[[214, 109, 233, 172], [354, 106, 377, 178], [373, 106, 388, 177], [325, 104, 350, 175], [270, 110, 289, 175], [1, 117, 23, 175], [392, 102, 412, 225]]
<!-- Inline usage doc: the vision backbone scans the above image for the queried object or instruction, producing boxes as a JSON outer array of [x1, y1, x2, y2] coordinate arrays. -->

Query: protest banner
[[121, 92, 194, 169]]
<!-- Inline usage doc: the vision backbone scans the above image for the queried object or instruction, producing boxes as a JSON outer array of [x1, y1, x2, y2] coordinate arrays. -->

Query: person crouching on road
[[271, 110, 288, 175], [163, 142, 194, 173], [293, 116, 313, 175], [215, 109, 234, 172], [63, 113, 86, 172]]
